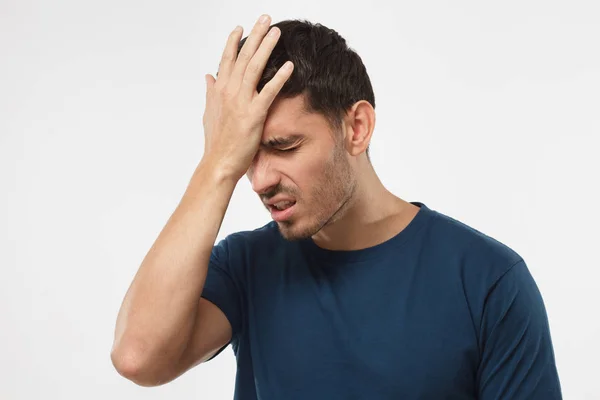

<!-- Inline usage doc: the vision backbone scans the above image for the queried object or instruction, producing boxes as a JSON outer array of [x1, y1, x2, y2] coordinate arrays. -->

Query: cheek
[[304, 165, 338, 203], [287, 148, 339, 201]]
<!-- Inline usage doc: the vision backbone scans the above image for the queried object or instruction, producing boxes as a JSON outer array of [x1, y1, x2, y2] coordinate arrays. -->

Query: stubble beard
[[277, 145, 356, 241]]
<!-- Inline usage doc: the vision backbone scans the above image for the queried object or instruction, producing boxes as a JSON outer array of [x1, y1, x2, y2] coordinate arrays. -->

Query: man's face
[[246, 94, 356, 241]]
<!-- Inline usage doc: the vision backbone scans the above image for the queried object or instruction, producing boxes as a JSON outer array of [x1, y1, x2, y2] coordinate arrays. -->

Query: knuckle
[[265, 81, 279, 96], [259, 83, 273, 97], [237, 51, 252, 62], [246, 62, 261, 75], [218, 84, 234, 97], [252, 105, 268, 119], [221, 90, 235, 101], [214, 85, 227, 97]]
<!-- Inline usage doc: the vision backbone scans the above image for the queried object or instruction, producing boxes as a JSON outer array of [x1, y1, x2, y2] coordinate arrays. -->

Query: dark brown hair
[[238, 19, 375, 155]]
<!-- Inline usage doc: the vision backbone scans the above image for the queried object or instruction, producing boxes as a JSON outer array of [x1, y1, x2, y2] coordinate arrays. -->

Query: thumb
[[205, 74, 216, 90]]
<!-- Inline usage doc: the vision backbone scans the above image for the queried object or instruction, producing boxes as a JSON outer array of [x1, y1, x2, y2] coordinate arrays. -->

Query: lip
[[269, 202, 297, 222], [265, 196, 296, 206]]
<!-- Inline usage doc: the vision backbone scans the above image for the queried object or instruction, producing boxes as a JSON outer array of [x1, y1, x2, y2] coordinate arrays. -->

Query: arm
[[110, 161, 237, 387], [476, 260, 562, 399], [110, 14, 293, 387]]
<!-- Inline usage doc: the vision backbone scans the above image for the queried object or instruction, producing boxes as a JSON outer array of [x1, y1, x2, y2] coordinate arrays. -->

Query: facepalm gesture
[[202, 14, 294, 182]]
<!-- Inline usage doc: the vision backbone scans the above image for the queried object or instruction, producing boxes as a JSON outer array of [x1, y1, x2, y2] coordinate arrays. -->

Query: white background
[[1, 0, 599, 399]]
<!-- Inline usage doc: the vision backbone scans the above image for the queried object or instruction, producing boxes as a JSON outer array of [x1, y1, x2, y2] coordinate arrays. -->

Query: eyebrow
[[261, 134, 304, 148]]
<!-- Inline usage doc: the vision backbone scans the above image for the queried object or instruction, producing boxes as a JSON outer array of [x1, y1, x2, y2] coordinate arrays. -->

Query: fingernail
[[259, 14, 269, 24]]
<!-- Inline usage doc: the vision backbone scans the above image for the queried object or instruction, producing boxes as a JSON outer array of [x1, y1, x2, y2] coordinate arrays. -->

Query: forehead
[[263, 95, 333, 140]]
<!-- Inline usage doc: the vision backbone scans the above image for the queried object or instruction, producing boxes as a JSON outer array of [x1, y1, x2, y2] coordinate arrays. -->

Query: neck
[[310, 161, 418, 251]]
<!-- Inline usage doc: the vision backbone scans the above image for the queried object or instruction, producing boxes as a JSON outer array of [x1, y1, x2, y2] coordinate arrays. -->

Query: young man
[[111, 14, 562, 399]]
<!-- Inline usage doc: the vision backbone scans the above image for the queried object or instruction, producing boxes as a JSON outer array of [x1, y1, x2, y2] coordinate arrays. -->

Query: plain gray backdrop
[[1, 0, 599, 398]]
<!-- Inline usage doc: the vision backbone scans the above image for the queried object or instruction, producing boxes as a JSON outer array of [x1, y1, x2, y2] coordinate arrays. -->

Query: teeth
[[274, 201, 294, 210]]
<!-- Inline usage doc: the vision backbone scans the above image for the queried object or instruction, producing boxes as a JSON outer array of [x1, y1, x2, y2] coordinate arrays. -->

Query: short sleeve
[[200, 236, 244, 360], [476, 259, 562, 399]]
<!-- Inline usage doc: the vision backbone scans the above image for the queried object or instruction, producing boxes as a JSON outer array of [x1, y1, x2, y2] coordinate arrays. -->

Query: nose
[[247, 151, 280, 195]]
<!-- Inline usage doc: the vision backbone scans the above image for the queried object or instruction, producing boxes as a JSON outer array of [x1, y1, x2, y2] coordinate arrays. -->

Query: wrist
[[196, 155, 242, 187]]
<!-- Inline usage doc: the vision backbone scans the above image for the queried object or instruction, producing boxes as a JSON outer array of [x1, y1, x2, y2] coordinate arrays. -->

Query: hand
[[202, 14, 294, 182]]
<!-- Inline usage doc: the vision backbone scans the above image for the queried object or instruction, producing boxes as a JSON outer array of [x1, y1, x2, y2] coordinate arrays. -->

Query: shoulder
[[423, 206, 535, 338], [426, 207, 524, 284], [217, 221, 283, 257]]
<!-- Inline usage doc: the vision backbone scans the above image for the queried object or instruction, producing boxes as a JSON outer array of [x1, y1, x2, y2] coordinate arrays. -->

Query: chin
[[276, 221, 311, 241], [276, 217, 323, 241], [276, 198, 350, 241]]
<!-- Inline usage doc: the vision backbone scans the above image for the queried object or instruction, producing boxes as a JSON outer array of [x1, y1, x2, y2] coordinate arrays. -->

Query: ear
[[343, 100, 376, 157]]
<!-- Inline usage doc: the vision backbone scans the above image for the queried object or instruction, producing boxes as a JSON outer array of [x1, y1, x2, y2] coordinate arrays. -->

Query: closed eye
[[277, 147, 298, 153]]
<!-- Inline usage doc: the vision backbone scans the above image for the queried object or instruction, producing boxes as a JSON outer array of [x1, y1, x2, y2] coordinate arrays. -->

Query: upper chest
[[242, 254, 479, 398]]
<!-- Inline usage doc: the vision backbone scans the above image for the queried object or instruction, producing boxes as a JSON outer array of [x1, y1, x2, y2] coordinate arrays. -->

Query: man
[[110, 14, 562, 399]]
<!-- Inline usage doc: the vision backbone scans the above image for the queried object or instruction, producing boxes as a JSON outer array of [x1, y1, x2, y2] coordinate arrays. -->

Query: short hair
[[238, 19, 376, 156]]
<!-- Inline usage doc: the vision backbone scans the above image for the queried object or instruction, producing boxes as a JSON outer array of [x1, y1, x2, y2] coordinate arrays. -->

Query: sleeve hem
[[200, 290, 238, 361]]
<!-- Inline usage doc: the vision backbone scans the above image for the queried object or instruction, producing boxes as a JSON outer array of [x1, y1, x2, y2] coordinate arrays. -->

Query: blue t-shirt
[[201, 202, 562, 399]]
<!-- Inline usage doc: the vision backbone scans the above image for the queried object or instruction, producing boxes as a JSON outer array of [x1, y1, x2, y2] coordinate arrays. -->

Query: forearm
[[111, 157, 237, 373]]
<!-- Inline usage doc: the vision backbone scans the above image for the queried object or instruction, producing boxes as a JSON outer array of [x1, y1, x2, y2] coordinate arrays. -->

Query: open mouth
[[269, 201, 297, 221], [270, 200, 296, 211]]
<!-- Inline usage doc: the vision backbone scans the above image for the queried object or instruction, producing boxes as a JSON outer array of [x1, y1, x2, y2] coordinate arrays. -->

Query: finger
[[205, 74, 216, 95], [229, 14, 272, 89], [239, 26, 281, 101], [255, 61, 294, 110], [216, 25, 244, 82]]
